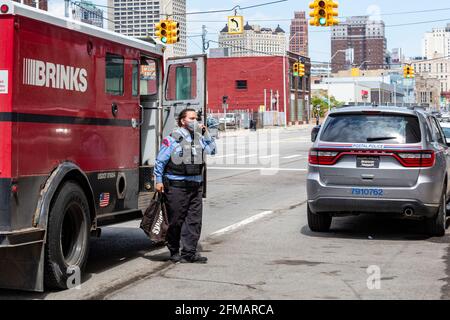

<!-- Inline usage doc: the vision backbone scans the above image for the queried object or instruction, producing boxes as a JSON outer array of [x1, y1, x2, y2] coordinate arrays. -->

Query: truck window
[[105, 53, 124, 96], [132, 60, 139, 96], [140, 58, 157, 96], [165, 62, 197, 101]]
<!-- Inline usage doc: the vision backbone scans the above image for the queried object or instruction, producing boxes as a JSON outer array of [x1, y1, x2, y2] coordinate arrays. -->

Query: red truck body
[[0, 1, 207, 291]]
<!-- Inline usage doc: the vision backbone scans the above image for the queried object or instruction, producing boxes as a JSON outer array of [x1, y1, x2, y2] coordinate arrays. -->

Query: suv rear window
[[321, 114, 421, 144]]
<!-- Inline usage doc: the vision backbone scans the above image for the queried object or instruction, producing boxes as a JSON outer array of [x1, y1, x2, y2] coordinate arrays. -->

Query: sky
[[48, 0, 450, 63]]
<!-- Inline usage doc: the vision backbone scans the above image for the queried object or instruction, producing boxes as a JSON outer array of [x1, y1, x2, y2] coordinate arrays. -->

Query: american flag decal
[[99, 193, 110, 208]]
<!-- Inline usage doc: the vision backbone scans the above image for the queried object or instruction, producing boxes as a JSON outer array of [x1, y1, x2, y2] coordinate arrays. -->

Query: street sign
[[228, 16, 244, 34]]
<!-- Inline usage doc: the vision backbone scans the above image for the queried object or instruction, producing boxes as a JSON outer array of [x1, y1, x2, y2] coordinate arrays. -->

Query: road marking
[[210, 210, 274, 237], [258, 154, 279, 159], [210, 153, 236, 159], [236, 154, 258, 159], [208, 167, 307, 172], [283, 154, 303, 159]]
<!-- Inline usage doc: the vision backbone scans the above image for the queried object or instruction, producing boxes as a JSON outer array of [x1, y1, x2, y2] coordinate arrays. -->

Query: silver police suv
[[307, 106, 450, 236]]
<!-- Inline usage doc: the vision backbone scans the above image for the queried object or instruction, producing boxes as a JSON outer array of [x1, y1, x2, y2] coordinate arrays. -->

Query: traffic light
[[309, 0, 327, 26], [309, 0, 339, 27], [155, 19, 168, 43], [404, 65, 415, 78], [326, 0, 339, 26], [293, 63, 299, 77], [299, 63, 305, 77], [166, 20, 180, 44]]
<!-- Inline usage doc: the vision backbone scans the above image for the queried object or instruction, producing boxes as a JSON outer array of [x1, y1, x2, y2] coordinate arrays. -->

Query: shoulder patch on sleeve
[[162, 138, 170, 147]]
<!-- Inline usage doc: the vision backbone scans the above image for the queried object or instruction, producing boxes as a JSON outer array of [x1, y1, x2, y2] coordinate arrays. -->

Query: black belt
[[164, 179, 203, 188]]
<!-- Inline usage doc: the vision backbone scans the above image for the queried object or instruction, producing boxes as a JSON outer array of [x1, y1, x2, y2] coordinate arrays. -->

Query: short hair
[[177, 108, 197, 127]]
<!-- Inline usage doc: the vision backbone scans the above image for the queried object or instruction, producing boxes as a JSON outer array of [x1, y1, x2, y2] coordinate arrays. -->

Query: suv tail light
[[309, 148, 435, 167], [396, 151, 435, 167], [309, 150, 339, 165]]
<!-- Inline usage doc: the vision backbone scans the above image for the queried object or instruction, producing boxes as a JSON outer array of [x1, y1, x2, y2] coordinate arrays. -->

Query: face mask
[[186, 120, 199, 132]]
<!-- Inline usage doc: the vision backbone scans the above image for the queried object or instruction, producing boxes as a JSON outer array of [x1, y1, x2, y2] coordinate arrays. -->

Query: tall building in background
[[218, 22, 286, 57], [391, 48, 404, 64], [14, 0, 47, 10], [331, 16, 387, 73], [422, 24, 450, 59], [289, 12, 308, 56], [73, 0, 103, 28], [107, 0, 186, 57]]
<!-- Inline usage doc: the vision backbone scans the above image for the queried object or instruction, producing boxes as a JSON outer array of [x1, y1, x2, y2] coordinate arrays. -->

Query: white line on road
[[208, 167, 307, 172], [209, 153, 236, 159], [258, 154, 279, 159], [283, 155, 303, 159], [210, 210, 274, 237], [236, 154, 258, 159]]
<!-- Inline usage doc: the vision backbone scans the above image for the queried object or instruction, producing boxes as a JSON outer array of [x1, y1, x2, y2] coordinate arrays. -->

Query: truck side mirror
[[311, 125, 321, 142]]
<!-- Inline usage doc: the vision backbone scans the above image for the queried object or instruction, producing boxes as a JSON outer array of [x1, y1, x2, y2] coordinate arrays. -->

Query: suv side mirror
[[311, 125, 321, 142]]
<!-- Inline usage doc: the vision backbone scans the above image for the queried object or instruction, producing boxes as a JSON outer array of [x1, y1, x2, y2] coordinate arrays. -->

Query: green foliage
[[311, 95, 344, 117]]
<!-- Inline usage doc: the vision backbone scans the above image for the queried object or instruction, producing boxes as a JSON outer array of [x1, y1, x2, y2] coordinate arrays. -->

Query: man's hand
[[156, 183, 164, 193]]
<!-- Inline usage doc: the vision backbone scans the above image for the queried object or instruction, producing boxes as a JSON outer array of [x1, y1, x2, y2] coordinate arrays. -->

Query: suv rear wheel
[[307, 204, 332, 232], [425, 187, 447, 237]]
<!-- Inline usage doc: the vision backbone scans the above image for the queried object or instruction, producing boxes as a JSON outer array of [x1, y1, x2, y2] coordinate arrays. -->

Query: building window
[[236, 80, 248, 90]]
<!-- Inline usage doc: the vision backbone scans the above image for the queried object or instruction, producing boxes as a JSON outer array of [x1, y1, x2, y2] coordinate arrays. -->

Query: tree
[[311, 95, 343, 117]]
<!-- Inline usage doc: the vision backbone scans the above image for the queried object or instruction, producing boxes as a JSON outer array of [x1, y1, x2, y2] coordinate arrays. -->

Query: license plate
[[352, 188, 384, 197], [357, 157, 380, 168]]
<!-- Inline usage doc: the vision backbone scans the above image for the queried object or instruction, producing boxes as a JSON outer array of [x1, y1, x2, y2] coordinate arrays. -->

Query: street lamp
[[328, 49, 347, 112], [353, 60, 370, 105]]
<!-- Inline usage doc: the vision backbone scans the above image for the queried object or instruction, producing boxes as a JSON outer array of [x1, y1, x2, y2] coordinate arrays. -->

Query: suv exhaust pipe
[[404, 207, 414, 217]]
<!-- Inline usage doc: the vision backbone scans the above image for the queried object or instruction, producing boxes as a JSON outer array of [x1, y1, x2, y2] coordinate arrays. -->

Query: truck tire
[[44, 181, 91, 289], [425, 188, 447, 237], [307, 204, 332, 232]]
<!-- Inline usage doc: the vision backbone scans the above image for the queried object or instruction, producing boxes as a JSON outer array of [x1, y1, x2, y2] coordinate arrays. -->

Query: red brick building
[[14, 0, 48, 10], [289, 12, 308, 57], [207, 54, 311, 124], [331, 16, 387, 73]]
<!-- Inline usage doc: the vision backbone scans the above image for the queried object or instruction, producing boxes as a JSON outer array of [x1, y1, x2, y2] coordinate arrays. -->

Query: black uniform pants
[[164, 182, 203, 257]]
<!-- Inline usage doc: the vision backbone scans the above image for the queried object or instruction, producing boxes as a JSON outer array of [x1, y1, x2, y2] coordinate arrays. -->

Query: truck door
[[162, 55, 208, 197], [162, 55, 207, 137]]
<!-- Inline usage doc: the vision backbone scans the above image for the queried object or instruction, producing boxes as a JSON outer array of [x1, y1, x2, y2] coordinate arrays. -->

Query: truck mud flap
[[0, 243, 44, 292], [0, 228, 46, 292]]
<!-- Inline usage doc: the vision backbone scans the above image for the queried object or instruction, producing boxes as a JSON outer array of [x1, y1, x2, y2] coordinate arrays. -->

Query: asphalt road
[[2, 126, 450, 300]]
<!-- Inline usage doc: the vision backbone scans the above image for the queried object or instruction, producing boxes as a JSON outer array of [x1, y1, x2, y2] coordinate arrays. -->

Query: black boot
[[180, 253, 208, 264]]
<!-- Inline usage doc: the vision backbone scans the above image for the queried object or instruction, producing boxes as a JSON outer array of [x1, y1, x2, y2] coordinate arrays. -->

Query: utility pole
[[202, 25, 208, 54], [294, 74, 299, 124], [65, 0, 69, 18], [301, 64, 308, 124]]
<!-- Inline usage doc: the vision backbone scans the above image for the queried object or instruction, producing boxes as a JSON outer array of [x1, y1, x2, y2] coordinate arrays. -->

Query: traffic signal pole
[[302, 75, 308, 124], [295, 74, 299, 124]]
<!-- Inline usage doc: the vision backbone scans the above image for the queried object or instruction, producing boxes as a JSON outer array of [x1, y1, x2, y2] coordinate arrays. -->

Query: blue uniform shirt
[[154, 127, 217, 183]]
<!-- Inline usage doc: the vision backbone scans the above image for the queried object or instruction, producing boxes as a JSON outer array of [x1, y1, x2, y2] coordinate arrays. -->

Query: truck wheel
[[425, 188, 447, 237], [44, 181, 91, 289], [307, 204, 332, 232]]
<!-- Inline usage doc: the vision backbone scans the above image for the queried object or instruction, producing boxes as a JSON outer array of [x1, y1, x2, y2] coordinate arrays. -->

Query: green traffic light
[[319, 17, 327, 26], [161, 37, 168, 43]]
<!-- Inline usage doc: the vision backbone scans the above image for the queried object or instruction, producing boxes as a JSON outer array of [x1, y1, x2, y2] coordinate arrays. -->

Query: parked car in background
[[219, 113, 237, 128], [440, 121, 450, 144], [307, 106, 450, 236], [441, 112, 450, 122], [207, 117, 220, 139]]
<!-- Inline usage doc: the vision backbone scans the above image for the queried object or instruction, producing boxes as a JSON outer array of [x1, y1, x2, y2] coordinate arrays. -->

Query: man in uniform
[[154, 108, 217, 264]]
